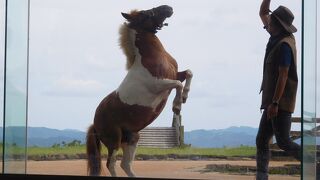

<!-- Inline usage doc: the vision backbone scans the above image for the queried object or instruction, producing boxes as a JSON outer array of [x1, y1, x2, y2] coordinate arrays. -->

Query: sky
[[0, 0, 318, 132]]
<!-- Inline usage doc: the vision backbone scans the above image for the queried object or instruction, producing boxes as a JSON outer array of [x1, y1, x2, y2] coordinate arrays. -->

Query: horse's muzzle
[[156, 5, 173, 18]]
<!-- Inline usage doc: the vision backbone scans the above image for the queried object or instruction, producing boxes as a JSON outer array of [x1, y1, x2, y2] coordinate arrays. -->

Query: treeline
[[0, 140, 84, 148], [51, 140, 83, 148]]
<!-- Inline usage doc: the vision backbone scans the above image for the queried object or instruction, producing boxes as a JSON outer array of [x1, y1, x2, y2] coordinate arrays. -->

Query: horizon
[[0, 124, 259, 132]]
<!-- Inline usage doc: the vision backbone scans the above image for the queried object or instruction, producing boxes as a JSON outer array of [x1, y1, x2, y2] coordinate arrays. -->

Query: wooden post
[[172, 113, 181, 127], [179, 125, 184, 146], [172, 113, 182, 146]]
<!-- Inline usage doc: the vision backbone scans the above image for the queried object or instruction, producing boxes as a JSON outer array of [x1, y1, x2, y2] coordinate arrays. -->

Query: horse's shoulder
[[164, 51, 178, 68]]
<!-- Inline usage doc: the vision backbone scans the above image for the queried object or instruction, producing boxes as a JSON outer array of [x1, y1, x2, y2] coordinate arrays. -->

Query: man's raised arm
[[260, 0, 271, 27]]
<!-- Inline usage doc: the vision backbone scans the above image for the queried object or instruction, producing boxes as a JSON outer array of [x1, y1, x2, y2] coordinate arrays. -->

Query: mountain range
[[0, 127, 86, 147], [185, 126, 258, 147], [0, 126, 260, 148]]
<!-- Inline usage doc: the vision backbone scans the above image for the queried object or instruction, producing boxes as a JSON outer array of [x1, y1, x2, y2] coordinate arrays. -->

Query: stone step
[[138, 127, 179, 148]]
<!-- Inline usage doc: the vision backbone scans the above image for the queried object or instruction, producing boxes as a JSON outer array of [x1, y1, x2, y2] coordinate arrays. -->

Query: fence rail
[[271, 117, 320, 148]]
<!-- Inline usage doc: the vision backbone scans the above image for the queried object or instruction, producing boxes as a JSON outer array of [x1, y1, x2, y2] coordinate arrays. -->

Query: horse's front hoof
[[182, 96, 187, 103], [172, 106, 181, 115], [182, 87, 190, 104]]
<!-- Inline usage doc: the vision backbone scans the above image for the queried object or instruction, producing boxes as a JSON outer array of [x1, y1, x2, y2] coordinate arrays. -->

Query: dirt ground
[[24, 160, 300, 180]]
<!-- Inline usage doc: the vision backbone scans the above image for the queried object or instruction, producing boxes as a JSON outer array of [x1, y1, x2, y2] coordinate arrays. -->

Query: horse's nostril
[[167, 10, 173, 17]]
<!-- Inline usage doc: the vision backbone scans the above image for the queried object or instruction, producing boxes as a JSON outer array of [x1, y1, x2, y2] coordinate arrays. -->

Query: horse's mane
[[119, 23, 136, 70], [119, 10, 139, 70]]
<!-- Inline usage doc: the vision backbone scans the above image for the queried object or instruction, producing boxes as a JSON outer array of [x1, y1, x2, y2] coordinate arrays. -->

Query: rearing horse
[[86, 5, 193, 177]]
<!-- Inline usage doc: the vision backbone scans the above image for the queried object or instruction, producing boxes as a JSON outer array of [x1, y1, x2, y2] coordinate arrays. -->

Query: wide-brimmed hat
[[270, 6, 297, 33]]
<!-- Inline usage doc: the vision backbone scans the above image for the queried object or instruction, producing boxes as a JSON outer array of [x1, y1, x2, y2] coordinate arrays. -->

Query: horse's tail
[[86, 124, 102, 176]]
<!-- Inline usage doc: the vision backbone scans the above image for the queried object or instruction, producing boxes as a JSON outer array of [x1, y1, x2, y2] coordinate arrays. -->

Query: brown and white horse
[[86, 5, 192, 177]]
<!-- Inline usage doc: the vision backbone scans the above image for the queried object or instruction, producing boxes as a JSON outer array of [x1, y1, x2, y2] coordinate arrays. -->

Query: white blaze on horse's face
[[116, 28, 172, 109]]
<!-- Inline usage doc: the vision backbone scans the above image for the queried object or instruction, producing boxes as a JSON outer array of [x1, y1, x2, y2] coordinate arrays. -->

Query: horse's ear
[[121, 13, 132, 20]]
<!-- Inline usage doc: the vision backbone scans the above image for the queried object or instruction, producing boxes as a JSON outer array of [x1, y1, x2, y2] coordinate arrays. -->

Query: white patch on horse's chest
[[117, 56, 170, 109], [116, 30, 170, 109]]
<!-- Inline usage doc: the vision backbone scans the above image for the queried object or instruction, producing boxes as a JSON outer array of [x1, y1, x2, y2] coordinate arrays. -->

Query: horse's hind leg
[[103, 128, 122, 177], [120, 132, 139, 177], [120, 143, 137, 177], [106, 148, 118, 177]]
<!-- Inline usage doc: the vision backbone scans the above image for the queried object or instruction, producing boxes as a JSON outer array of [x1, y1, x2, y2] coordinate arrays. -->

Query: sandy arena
[[24, 160, 300, 179]]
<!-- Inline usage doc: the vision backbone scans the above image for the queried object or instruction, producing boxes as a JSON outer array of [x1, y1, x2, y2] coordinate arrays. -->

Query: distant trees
[[51, 143, 61, 148], [67, 140, 81, 147], [51, 140, 82, 148], [0, 142, 17, 147]]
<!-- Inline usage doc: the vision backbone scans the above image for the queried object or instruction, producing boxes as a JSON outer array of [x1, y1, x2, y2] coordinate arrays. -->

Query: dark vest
[[260, 35, 298, 113]]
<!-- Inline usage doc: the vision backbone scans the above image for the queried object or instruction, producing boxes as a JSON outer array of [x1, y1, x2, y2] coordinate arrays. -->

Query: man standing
[[256, 0, 301, 179]]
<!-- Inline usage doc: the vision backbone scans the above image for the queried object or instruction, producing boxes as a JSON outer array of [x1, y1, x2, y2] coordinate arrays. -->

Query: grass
[[1, 144, 256, 160], [24, 145, 256, 157], [136, 146, 256, 157], [27, 145, 87, 156]]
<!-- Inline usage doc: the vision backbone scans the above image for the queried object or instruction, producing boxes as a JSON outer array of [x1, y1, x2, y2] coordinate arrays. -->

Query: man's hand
[[260, 0, 271, 27], [267, 103, 278, 120]]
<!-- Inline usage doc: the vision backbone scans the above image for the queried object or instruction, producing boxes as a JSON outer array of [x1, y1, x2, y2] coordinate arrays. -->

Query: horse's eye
[[137, 13, 151, 23], [140, 10, 154, 17]]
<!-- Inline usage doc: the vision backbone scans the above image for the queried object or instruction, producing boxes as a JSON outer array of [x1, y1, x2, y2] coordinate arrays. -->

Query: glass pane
[[0, 0, 6, 174], [317, 1, 320, 179], [24, 0, 301, 179], [3, 0, 29, 174], [318, 0, 320, 157], [302, 0, 317, 179]]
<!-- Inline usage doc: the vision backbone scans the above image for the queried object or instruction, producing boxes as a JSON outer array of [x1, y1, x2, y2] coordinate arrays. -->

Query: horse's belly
[[94, 91, 167, 132]]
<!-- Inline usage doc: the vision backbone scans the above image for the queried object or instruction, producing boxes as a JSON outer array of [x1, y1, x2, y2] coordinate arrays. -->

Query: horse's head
[[121, 5, 173, 33]]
